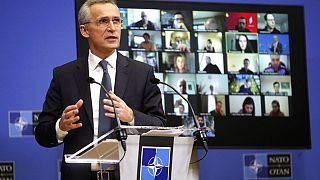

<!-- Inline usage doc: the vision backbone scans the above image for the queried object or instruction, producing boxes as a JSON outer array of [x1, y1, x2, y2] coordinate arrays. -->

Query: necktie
[[98, 60, 112, 137]]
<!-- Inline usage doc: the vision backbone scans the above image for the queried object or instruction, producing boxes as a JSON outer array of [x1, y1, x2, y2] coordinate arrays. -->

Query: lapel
[[74, 55, 94, 130], [114, 52, 129, 98]]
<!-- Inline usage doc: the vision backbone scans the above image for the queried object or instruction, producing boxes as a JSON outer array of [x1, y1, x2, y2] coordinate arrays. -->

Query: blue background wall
[[1, 0, 319, 179]]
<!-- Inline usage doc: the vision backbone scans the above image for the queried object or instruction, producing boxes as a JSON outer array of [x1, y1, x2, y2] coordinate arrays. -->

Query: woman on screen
[[269, 100, 284, 117], [236, 34, 254, 53], [174, 54, 189, 73], [238, 97, 255, 116]]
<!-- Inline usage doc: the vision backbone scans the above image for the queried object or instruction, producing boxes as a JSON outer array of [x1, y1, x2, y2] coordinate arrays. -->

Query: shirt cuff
[[55, 118, 68, 143], [128, 118, 135, 126]]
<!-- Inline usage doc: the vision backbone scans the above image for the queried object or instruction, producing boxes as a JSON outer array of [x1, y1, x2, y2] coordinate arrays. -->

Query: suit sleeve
[[133, 67, 167, 126], [35, 68, 63, 148]]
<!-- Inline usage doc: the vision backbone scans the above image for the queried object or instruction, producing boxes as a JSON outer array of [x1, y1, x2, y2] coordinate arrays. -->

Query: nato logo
[[0, 161, 14, 180], [8, 111, 40, 137], [140, 146, 170, 180], [244, 153, 292, 179]]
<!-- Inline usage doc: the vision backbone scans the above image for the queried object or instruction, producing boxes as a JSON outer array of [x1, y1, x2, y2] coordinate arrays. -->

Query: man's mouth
[[105, 36, 117, 40]]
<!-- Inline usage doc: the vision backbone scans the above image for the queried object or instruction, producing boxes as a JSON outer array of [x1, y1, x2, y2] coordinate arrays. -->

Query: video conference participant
[[204, 39, 215, 52], [239, 79, 253, 95], [203, 56, 221, 74], [269, 35, 283, 54], [269, 100, 285, 117], [197, 116, 214, 137], [239, 58, 254, 74], [204, 17, 219, 31], [210, 100, 225, 116], [172, 12, 188, 31], [34, 1, 166, 179], [236, 34, 254, 53], [236, 17, 251, 32], [131, 11, 156, 30], [238, 97, 255, 116], [259, 13, 281, 34], [170, 33, 190, 52], [137, 32, 155, 51], [263, 54, 288, 75], [174, 54, 189, 73]]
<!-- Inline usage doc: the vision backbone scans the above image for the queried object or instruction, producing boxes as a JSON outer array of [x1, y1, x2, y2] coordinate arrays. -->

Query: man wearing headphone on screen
[[34, 0, 166, 179]]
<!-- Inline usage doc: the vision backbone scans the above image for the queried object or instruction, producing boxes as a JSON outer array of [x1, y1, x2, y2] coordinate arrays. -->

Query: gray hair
[[78, 0, 117, 25]]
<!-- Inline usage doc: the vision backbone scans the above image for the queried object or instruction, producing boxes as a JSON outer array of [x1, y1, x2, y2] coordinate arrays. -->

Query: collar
[[88, 50, 117, 70]]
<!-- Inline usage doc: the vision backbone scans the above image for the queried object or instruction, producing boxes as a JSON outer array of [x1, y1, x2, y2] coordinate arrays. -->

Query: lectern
[[65, 126, 196, 180]]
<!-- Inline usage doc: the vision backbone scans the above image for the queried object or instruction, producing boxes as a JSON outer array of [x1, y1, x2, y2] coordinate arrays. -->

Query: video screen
[[128, 30, 162, 50], [76, 0, 310, 148], [264, 96, 289, 117], [258, 34, 290, 54], [225, 33, 258, 53], [198, 53, 224, 74], [229, 95, 262, 116], [196, 32, 223, 53], [127, 8, 161, 30], [199, 95, 226, 116], [225, 12, 257, 32], [196, 74, 229, 95], [162, 52, 195, 73], [257, 13, 289, 34], [259, 54, 290, 75], [193, 11, 226, 32], [260, 75, 292, 96], [227, 53, 259, 74], [132, 51, 160, 72], [229, 74, 261, 95], [164, 31, 191, 52], [161, 10, 192, 31]]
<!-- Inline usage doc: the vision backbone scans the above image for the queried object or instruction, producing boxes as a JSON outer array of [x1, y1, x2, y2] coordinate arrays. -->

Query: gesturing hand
[[103, 91, 134, 123], [59, 99, 84, 132]]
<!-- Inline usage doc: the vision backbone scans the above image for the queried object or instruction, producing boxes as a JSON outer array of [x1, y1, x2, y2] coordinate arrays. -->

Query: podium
[[65, 126, 196, 180]]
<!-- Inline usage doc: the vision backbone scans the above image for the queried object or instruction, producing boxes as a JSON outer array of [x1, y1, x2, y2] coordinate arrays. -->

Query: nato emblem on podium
[[139, 146, 171, 180]]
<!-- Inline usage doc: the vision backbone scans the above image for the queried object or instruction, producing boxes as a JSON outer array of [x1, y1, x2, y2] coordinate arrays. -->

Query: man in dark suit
[[34, 0, 166, 180], [269, 35, 283, 54]]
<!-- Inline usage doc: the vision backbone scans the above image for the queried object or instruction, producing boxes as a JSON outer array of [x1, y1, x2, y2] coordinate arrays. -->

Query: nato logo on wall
[[243, 153, 292, 179], [139, 146, 171, 180], [0, 161, 14, 180], [8, 111, 40, 137]]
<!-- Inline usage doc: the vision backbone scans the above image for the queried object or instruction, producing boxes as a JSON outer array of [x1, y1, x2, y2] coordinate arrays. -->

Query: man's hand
[[59, 99, 84, 132], [103, 91, 134, 123]]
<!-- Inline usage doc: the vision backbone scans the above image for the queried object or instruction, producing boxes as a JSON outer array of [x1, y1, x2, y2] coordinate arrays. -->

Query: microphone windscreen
[[87, 77, 95, 83], [150, 78, 160, 84]]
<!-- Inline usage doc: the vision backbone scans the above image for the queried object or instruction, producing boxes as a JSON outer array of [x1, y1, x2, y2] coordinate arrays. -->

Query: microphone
[[150, 77, 208, 153], [87, 77, 127, 152]]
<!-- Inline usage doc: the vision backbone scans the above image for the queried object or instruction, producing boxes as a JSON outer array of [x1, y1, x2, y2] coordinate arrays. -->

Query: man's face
[[273, 83, 280, 93], [266, 14, 276, 29], [238, 18, 247, 31], [273, 35, 278, 42], [174, 14, 184, 26], [197, 117, 204, 127], [244, 60, 250, 69], [141, 12, 147, 22], [205, 56, 211, 64], [270, 55, 281, 69], [205, 18, 218, 30], [82, 3, 121, 55]]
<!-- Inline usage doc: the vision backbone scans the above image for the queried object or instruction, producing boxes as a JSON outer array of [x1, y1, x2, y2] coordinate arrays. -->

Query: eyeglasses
[[83, 17, 122, 27]]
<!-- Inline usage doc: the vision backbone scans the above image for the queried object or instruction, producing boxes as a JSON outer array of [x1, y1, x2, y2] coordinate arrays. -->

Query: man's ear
[[80, 25, 89, 38]]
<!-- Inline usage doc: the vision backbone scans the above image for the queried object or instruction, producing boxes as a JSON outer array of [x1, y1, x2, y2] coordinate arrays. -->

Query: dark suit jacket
[[270, 42, 283, 54], [35, 52, 166, 180]]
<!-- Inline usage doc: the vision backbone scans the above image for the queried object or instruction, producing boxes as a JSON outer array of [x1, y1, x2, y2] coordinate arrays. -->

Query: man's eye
[[99, 18, 109, 24]]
